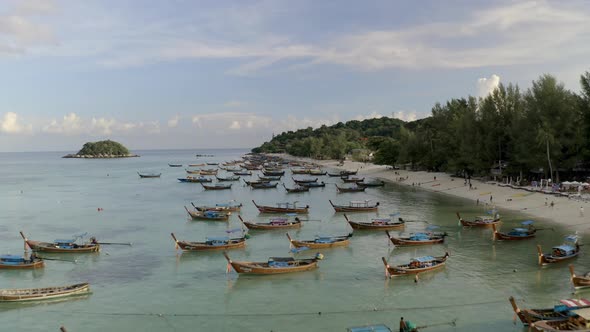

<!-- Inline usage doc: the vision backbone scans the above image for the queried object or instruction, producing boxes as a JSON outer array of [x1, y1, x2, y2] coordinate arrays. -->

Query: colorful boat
[[0, 254, 44, 269], [386, 230, 447, 246], [19, 232, 100, 253], [456, 212, 501, 227], [239, 215, 302, 230], [171, 233, 246, 251], [178, 176, 213, 183], [382, 253, 449, 277], [137, 172, 161, 178], [286, 233, 352, 249], [201, 183, 232, 190], [335, 184, 366, 193], [252, 200, 309, 214], [0, 283, 91, 302], [345, 214, 404, 230], [509, 296, 590, 326], [184, 207, 230, 221], [570, 265, 590, 290], [492, 221, 536, 240], [223, 252, 323, 274], [329, 200, 379, 212], [538, 235, 581, 265]]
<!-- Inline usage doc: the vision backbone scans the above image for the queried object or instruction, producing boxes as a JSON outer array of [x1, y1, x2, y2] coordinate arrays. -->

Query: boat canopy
[[412, 256, 435, 263], [0, 255, 23, 261], [553, 245, 576, 254], [206, 236, 230, 243], [409, 233, 431, 241], [54, 239, 75, 244], [512, 228, 529, 233]]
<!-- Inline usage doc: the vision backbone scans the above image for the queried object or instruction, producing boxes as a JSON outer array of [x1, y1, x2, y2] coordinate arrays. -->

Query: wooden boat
[[382, 253, 449, 277], [188, 163, 205, 167], [291, 168, 311, 175], [283, 183, 309, 193], [528, 317, 590, 332], [509, 296, 590, 325], [335, 184, 366, 193], [259, 175, 281, 181], [251, 182, 278, 189], [292, 177, 318, 184], [216, 175, 240, 181], [239, 215, 302, 230], [308, 169, 327, 176], [233, 171, 252, 176], [386, 230, 447, 246], [223, 252, 322, 274], [252, 200, 309, 214], [492, 221, 536, 240], [262, 169, 285, 176], [178, 176, 212, 183], [192, 201, 242, 212], [286, 233, 352, 248], [184, 207, 230, 221], [456, 212, 501, 227], [20, 232, 100, 253], [168, 164, 182, 167], [0, 283, 91, 302], [344, 214, 404, 230], [340, 169, 358, 176], [329, 200, 379, 212], [300, 181, 325, 188], [570, 265, 590, 290], [538, 236, 581, 265], [201, 183, 232, 190], [185, 169, 201, 174], [0, 254, 44, 269], [342, 176, 365, 183], [206, 162, 219, 166], [243, 179, 270, 186], [356, 180, 385, 187], [137, 172, 161, 178], [171, 233, 246, 251], [199, 169, 218, 175]]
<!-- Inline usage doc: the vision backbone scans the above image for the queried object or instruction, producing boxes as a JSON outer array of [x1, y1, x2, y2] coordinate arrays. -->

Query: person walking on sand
[[550, 201, 554, 208], [490, 195, 493, 203]]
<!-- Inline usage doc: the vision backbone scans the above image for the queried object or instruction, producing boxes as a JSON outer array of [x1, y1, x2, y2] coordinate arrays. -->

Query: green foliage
[[77, 140, 130, 156]]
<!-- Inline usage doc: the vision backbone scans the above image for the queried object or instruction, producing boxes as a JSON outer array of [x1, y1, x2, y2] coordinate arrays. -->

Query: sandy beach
[[285, 155, 590, 232]]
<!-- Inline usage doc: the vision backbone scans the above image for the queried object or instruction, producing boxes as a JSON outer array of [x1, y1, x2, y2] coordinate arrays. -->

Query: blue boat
[[0, 254, 44, 269]]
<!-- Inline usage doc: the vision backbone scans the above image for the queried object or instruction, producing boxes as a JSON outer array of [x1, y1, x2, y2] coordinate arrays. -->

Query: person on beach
[[581, 206, 584, 217], [550, 201, 554, 208], [476, 198, 479, 205], [490, 195, 493, 203]]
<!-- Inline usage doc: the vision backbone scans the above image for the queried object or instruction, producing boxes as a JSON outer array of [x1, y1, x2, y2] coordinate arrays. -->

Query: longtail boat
[[251, 182, 278, 189], [335, 184, 366, 193], [19, 232, 100, 253], [216, 175, 240, 181], [342, 176, 365, 183], [184, 207, 230, 221], [492, 221, 536, 240], [223, 252, 323, 274], [252, 200, 309, 214], [262, 169, 285, 176], [538, 235, 580, 266], [570, 265, 590, 290], [243, 179, 270, 186], [509, 296, 590, 326], [199, 169, 218, 175], [192, 201, 242, 212], [233, 171, 252, 176], [137, 172, 161, 178], [0, 283, 91, 302], [286, 232, 352, 249], [292, 177, 318, 184], [386, 230, 447, 246], [0, 254, 44, 269], [382, 253, 449, 277], [239, 215, 302, 230], [345, 214, 404, 230], [259, 175, 281, 181], [201, 183, 232, 190], [456, 212, 501, 227], [178, 176, 212, 183], [329, 200, 379, 212], [356, 180, 385, 187], [171, 233, 246, 251], [291, 168, 311, 174], [185, 169, 201, 174], [309, 169, 327, 176], [528, 316, 590, 332], [283, 184, 309, 193], [188, 163, 205, 167], [300, 181, 325, 188], [168, 164, 182, 167]]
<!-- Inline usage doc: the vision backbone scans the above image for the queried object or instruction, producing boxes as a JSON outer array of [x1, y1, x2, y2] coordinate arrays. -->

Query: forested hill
[[253, 72, 590, 181], [252, 117, 406, 160]]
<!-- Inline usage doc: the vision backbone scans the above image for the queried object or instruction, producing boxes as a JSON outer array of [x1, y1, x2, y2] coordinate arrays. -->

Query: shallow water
[[0, 149, 584, 331]]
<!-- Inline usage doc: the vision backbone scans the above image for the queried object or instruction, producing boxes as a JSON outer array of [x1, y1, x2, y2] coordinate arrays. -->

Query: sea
[[0, 149, 584, 331]]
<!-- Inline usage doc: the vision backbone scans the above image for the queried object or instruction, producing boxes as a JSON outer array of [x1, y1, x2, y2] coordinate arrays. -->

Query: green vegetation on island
[[63, 140, 138, 158], [254, 71, 590, 182]]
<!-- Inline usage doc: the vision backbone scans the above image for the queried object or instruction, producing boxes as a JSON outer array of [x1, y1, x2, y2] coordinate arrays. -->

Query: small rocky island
[[63, 140, 139, 158]]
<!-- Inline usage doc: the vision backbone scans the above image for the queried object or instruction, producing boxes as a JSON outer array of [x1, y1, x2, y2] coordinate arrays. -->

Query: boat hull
[[243, 221, 301, 230], [26, 241, 100, 253], [0, 259, 44, 269], [348, 221, 404, 231], [0, 283, 90, 302], [252, 200, 309, 214]]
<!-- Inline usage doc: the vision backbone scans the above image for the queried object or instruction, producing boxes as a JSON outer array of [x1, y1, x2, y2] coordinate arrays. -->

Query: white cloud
[[43, 112, 83, 134], [41, 114, 160, 137], [354, 112, 383, 121], [191, 112, 272, 131], [477, 74, 501, 97], [229, 121, 241, 129], [392, 111, 418, 122], [167, 115, 180, 128], [0, 112, 32, 134]]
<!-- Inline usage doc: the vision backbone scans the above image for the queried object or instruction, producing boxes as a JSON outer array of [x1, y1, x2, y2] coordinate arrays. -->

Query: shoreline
[[282, 155, 589, 232]]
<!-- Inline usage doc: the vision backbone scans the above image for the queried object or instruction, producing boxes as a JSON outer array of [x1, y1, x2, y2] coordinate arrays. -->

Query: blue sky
[[1, 0, 589, 152]]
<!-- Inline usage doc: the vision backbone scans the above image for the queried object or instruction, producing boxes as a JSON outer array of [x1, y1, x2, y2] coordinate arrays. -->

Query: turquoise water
[[0, 149, 584, 331]]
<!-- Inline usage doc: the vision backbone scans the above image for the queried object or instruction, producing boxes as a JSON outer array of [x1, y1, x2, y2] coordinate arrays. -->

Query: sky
[[0, 0, 589, 152]]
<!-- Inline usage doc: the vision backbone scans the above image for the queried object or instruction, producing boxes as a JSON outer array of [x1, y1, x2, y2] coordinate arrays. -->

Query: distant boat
[[20, 232, 100, 253], [508, 295, 590, 326], [252, 200, 309, 214], [201, 183, 232, 190], [184, 207, 230, 221], [192, 201, 242, 212], [299, 181, 325, 188], [344, 214, 404, 230], [382, 253, 449, 277], [224, 252, 323, 274], [356, 180, 385, 187], [178, 176, 212, 183], [168, 164, 182, 167], [216, 175, 240, 181], [0, 254, 44, 269], [537, 235, 580, 265], [569, 265, 590, 290], [456, 212, 501, 227], [286, 233, 352, 249], [250, 182, 278, 189], [329, 200, 379, 212], [292, 177, 318, 184], [0, 283, 91, 302], [335, 184, 366, 193], [282, 183, 309, 193], [239, 215, 302, 230], [233, 170, 252, 176], [492, 221, 536, 240], [137, 172, 161, 178], [171, 233, 246, 251]]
